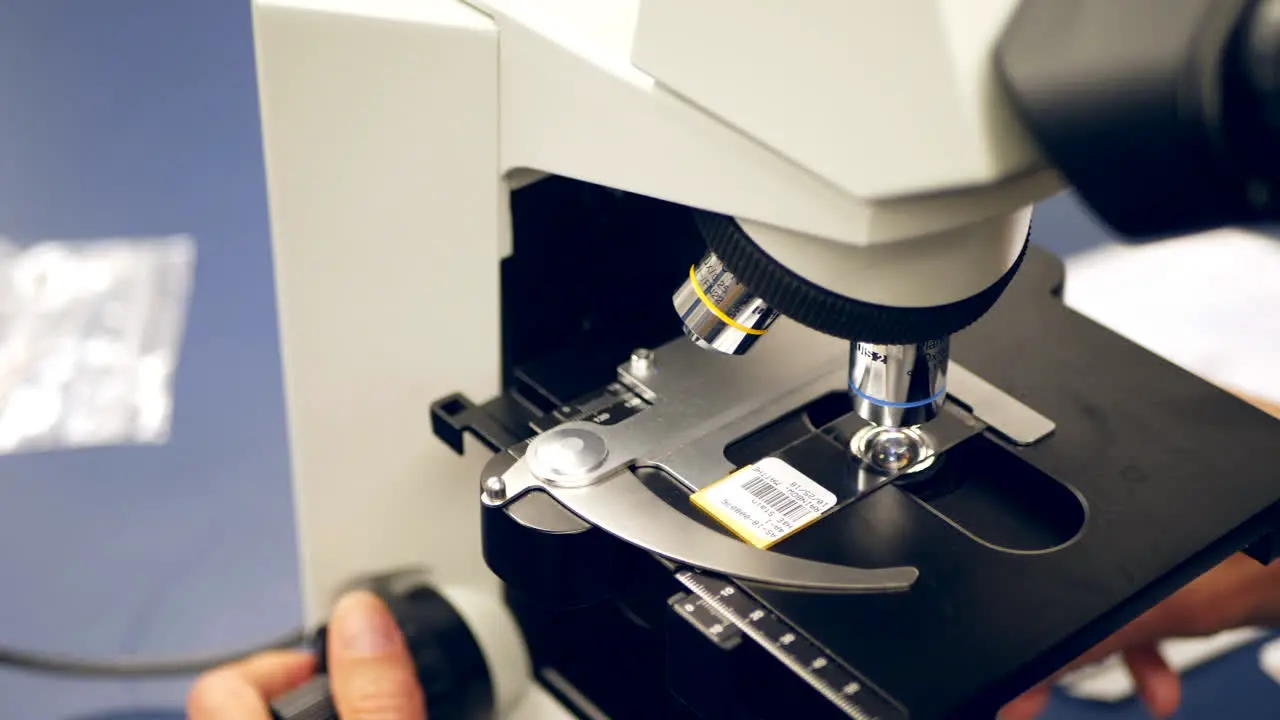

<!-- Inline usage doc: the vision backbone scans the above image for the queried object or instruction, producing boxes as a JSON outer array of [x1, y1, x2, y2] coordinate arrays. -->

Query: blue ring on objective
[[848, 383, 947, 409]]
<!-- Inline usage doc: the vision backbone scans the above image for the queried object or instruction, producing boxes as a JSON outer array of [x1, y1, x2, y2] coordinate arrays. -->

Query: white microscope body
[[251, 1, 1060, 714]]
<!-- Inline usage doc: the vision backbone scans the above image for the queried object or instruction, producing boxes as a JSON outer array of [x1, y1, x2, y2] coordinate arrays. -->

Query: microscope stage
[[438, 246, 1280, 719]]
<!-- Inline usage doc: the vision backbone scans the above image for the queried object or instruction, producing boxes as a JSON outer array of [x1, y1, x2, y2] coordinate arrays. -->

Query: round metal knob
[[528, 427, 609, 485]]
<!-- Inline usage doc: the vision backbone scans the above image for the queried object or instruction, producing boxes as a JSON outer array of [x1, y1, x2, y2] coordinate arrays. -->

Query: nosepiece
[[673, 251, 780, 356], [849, 338, 950, 427]]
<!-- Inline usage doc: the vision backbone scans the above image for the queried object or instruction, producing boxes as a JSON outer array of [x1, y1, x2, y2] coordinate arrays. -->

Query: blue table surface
[[0, 2, 1277, 719]]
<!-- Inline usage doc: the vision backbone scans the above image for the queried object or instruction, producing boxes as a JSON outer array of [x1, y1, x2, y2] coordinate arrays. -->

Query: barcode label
[[739, 474, 811, 523], [690, 458, 836, 548]]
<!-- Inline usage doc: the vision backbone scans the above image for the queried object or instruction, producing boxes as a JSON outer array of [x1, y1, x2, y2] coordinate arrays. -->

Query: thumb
[[328, 590, 427, 720]]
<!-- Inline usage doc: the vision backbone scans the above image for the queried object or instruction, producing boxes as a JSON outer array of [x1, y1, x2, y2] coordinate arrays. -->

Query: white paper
[[1063, 228, 1280, 404]]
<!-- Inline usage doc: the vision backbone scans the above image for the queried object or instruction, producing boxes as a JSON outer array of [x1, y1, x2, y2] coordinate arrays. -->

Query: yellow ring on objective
[[687, 265, 768, 336]]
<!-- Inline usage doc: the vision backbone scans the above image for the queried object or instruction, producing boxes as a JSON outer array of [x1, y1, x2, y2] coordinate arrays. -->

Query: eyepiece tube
[[849, 338, 949, 427], [673, 251, 780, 356]]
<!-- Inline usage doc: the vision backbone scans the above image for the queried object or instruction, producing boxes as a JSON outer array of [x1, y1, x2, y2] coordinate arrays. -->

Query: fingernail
[[332, 590, 400, 657]]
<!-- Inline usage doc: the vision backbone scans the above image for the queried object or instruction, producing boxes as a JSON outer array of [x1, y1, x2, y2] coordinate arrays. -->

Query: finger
[[231, 650, 319, 697], [999, 685, 1051, 720], [1122, 645, 1181, 719], [1056, 575, 1236, 676], [328, 590, 427, 720], [187, 650, 316, 720]]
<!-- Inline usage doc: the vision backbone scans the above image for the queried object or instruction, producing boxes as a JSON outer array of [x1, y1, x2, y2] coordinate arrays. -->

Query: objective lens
[[673, 251, 779, 356], [849, 338, 949, 427]]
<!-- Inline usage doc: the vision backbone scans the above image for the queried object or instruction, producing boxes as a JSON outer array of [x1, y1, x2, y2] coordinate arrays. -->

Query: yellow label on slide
[[690, 457, 836, 549]]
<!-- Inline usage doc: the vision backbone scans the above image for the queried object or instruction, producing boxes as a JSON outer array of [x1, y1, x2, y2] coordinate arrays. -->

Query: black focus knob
[[270, 573, 494, 720], [269, 675, 336, 720]]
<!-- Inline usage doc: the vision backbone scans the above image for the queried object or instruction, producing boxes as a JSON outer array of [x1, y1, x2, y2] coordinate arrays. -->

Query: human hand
[[188, 590, 427, 719], [1000, 550, 1280, 719], [1002, 390, 1280, 719]]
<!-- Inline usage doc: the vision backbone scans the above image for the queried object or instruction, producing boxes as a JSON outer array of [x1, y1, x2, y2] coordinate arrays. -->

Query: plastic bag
[[0, 235, 195, 454]]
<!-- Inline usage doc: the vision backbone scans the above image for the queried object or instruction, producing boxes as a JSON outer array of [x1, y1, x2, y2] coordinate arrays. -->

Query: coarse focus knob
[[270, 675, 335, 720], [270, 575, 493, 720]]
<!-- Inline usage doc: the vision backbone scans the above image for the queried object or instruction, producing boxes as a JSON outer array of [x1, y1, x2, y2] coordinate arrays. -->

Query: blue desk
[[0, 2, 1274, 718]]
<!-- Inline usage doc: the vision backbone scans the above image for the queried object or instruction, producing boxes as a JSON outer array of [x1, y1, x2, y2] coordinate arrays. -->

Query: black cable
[[0, 627, 308, 677]]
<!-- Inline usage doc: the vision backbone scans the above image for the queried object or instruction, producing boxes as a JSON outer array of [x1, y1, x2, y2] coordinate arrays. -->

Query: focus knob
[[271, 573, 494, 720], [269, 674, 335, 720]]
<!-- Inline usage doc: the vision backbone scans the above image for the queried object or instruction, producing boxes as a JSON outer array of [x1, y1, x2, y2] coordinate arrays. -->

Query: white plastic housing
[[253, 1, 543, 716], [633, 0, 1044, 200], [475, 0, 1059, 250]]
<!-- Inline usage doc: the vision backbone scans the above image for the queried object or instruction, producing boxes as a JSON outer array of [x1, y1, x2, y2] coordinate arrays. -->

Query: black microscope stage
[[435, 246, 1280, 719]]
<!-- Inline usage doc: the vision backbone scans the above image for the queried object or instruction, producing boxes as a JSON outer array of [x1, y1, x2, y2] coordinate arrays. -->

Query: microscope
[[252, 0, 1280, 718]]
